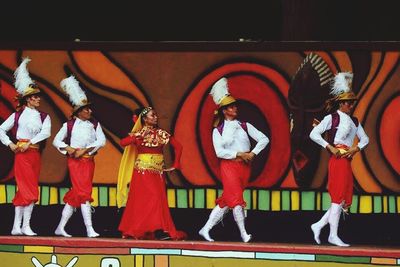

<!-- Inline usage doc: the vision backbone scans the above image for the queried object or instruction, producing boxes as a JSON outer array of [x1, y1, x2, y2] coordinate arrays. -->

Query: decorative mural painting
[[0, 49, 399, 212]]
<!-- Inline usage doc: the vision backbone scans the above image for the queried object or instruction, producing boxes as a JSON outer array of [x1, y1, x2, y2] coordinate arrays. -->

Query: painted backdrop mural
[[0, 49, 399, 200]]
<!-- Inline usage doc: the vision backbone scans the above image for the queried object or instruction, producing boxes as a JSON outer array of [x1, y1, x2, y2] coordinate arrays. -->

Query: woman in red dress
[[117, 107, 186, 240]]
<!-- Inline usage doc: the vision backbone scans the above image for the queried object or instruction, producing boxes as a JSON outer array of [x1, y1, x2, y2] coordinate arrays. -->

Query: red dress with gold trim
[[118, 126, 186, 240]]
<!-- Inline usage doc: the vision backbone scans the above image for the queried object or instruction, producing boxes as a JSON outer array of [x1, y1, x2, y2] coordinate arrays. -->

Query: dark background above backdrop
[[0, 0, 399, 42]]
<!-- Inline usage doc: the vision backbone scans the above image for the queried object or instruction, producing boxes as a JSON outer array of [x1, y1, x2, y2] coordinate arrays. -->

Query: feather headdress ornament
[[14, 57, 40, 97], [209, 77, 237, 127], [209, 77, 236, 108], [325, 72, 357, 112], [330, 72, 353, 96], [60, 75, 90, 114]]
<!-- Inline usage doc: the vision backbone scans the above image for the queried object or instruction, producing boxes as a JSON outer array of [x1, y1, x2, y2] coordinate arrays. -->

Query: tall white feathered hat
[[209, 77, 237, 110], [60, 75, 90, 114], [330, 72, 357, 101], [14, 57, 41, 98], [209, 77, 237, 127]]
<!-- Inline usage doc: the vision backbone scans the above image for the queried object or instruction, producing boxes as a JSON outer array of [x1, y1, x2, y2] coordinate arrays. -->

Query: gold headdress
[[60, 75, 91, 115], [209, 77, 237, 127], [325, 72, 357, 111], [14, 57, 40, 98]]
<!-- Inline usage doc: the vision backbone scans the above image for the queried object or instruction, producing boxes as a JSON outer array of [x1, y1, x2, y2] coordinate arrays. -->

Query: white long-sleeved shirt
[[0, 107, 51, 146], [212, 119, 269, 159], [52, 118, 106, 155], [309, 110, 369, 150]]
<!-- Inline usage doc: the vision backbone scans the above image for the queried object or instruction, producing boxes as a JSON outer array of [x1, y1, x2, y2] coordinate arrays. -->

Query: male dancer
[[199, 77, 269, 243], [53, 75, 106, 237], [0, 58, 51, 236], [310, 72, 369, 246]]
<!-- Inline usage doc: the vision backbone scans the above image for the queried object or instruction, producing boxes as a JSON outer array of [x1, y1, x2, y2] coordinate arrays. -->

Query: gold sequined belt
[[17, 140, 39, 149], [135, 153, 164, 173], [335, 144, 349, 155]]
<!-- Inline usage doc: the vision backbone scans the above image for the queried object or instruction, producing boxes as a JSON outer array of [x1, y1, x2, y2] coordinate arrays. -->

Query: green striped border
[[0, 185, 399, 214]]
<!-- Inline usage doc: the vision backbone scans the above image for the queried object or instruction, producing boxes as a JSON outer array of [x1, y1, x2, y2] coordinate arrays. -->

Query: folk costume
[[309, 72, 369, 247], [199, 77, 269, 243], [0, 57, 51, 236], [53, 75, 106, 238], [117, 107, 186, 240]]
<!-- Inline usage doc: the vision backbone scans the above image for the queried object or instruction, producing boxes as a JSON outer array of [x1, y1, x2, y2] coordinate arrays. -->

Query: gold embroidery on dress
[[135, 153, 165, 173], [134, 126, 170, 147]]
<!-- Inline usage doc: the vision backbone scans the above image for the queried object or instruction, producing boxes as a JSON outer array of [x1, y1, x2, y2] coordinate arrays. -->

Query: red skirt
[[13, 149, 40, 206], [328, 156, 354, 206], [118, 169, 186, 240], [63, 157, 95, 208], [216, 160, 251, 208]]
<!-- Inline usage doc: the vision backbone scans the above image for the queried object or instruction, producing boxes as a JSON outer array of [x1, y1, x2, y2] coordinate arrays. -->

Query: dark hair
[[16, 92, 41, 111], [325, 98, 339, 113], [72, 104, 91, 118], [216, 108, 225, 123]]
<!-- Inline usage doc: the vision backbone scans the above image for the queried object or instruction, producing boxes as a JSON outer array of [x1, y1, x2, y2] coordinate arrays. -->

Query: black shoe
[[154, 229, 171, 240]]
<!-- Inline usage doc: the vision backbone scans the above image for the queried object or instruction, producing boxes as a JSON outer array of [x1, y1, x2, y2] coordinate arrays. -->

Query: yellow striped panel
[[316, 192, 321, 210], [188, 189, 193, 208], [91, 187, 99, 207], [271, 191, 281, 211], [0, 185, 6, 204], [135, 255, 144, 267], [49, 187, 58, 205], [383, 196, 388, 213], [252, 190, 257, 210], [291, 191, 300, 211], [24, 245, 53, 253], [36, 186, 41, 205], [206, 189, 217, 209], [167, 189, 176, 208], [109, 187, 117, 207], [371, 257, 397, 265], [397, 196, 400, 213], [359, 195, 373, 213], [155, 255, 168, 267]]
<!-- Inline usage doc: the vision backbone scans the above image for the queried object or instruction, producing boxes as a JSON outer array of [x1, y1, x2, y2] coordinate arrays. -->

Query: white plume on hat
[[210, 77, 230, 105], [60, 75, 88, 108], [14, 57, 34, 95], [330, 72, 353, 96]]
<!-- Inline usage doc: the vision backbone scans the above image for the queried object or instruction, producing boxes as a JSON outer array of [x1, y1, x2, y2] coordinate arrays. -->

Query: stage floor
[[1, 236, 400, 266]]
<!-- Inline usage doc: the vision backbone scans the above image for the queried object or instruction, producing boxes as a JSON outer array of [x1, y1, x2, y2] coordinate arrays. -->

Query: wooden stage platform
[[0, 236, 399, 267]]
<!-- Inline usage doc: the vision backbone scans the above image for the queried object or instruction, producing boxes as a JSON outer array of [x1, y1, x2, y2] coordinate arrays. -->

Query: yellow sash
[[116, 116, 142, 208], [17, 140, 39, 149]]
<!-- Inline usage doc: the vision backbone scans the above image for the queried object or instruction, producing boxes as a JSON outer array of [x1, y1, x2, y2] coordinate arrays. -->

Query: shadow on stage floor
[[0, 204, 398, 247]]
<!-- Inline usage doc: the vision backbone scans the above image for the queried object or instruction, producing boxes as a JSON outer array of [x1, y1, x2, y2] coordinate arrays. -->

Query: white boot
[[11, 206, 23, 235], [311, 208, 331, 244], [199, 205, 228, 242], [232, 205, 252, 243], [81, 202, 99, 238], [55, 204, 74, 237], [22, 203, 37, 236], [328, 203, 350, 247]]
